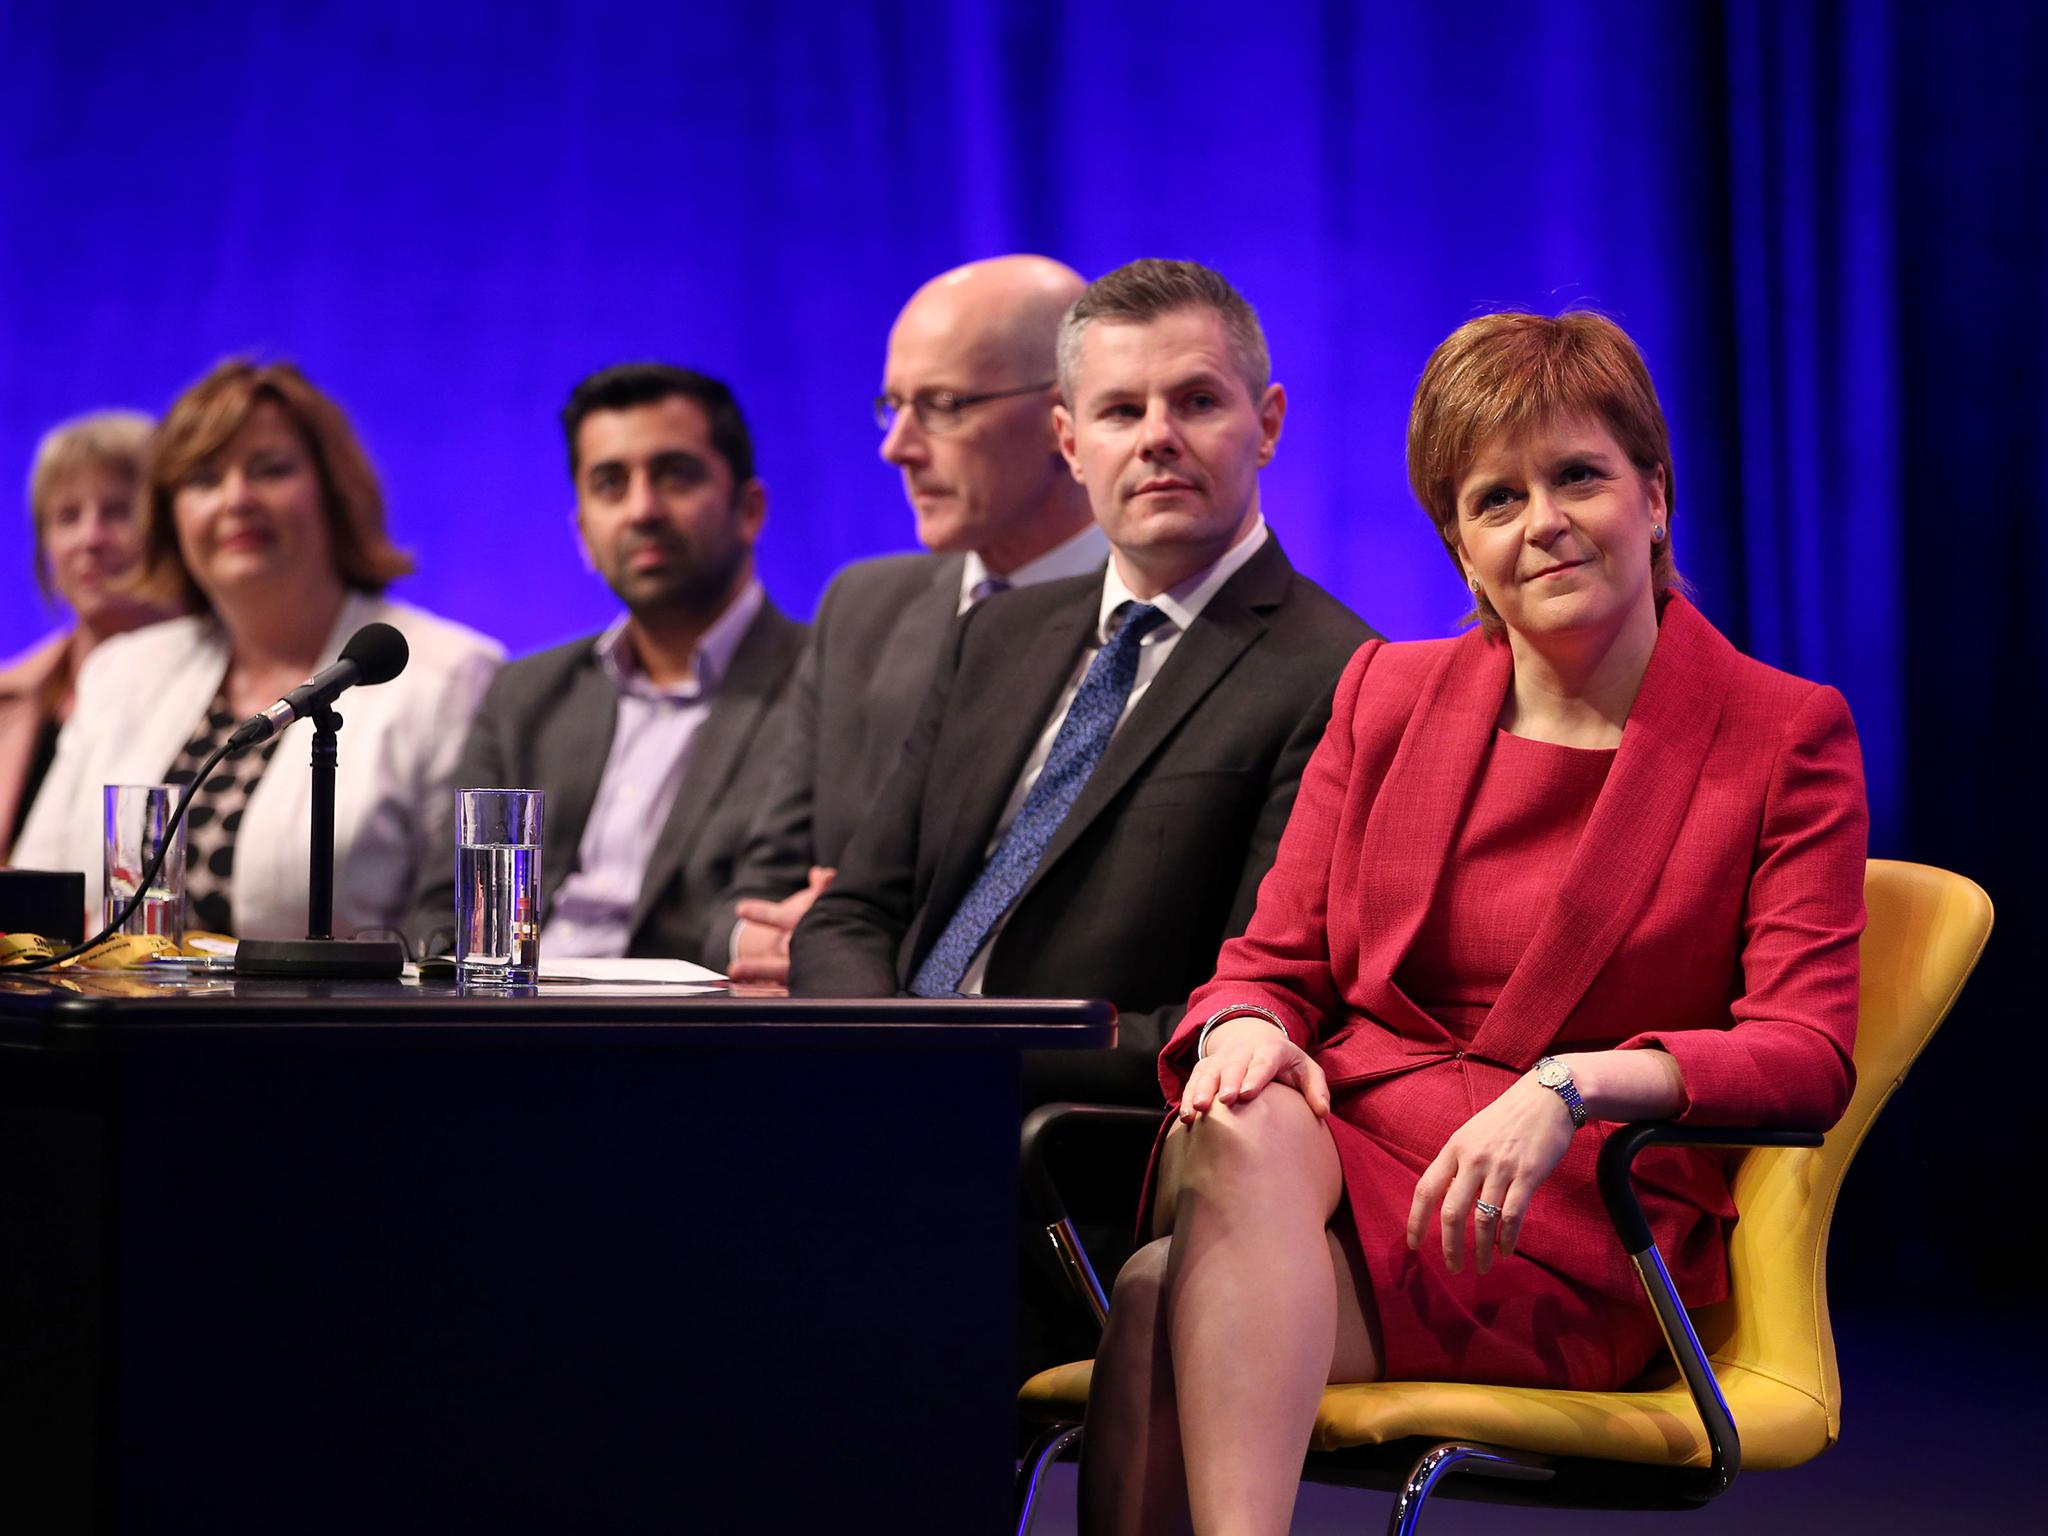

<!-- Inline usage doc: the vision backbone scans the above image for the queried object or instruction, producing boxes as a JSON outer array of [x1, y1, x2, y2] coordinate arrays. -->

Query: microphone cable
[[3, 733, 244, 974], [3, 621, 411, 975]]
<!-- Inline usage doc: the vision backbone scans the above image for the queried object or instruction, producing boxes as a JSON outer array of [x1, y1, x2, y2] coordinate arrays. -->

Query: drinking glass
[[455, 788, 542, 985], [102, 783, 187, 942]]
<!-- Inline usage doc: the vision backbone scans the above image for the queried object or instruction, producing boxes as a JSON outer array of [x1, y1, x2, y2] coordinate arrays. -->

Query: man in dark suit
[[791, 259, 1376, 1104], [707, 256, 1108, 977], [412, 365, 803, 961]]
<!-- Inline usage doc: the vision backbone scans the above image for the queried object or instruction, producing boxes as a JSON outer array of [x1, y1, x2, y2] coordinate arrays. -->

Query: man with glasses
[[707, 255, 1105, 980], [790, 258, 1375, 1104]]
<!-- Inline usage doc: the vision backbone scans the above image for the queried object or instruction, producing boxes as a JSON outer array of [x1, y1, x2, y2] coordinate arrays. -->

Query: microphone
[[228, 622, 410, 749]]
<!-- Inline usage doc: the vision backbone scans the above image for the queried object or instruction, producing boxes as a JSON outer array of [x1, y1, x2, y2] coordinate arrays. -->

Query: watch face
[[1536, 1060, 1568, 1089]]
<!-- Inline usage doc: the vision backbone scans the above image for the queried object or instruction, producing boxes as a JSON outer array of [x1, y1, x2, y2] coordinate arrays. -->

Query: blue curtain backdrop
[[2, 1, 2038, 1291]]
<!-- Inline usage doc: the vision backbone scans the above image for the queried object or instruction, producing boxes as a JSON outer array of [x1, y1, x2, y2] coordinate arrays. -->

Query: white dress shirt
[[956, 521, 1110, 615], [957, 515, 1270, 992]]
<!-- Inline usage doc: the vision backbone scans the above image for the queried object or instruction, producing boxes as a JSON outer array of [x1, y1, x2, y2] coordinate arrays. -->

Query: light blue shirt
[[541, 581, 763, 958]]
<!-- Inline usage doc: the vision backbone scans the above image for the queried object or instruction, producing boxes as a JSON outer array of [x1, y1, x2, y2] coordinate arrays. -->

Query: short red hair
[[1408, 311, 1680, 636]]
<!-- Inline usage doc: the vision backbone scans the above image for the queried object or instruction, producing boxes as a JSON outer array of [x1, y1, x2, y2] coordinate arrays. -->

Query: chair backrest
[[1690, 859, 1993, 1443]]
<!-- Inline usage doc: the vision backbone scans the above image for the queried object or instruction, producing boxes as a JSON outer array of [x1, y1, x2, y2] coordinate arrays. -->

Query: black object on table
[[0, 972, 1113, 1533], [233, 701, 407, 978], [0, 868, 85, 945]]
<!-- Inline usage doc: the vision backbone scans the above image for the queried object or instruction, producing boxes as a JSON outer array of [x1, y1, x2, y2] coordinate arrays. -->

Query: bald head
[[889, 255, 1086, 380], [879, 255, 1094, 571]]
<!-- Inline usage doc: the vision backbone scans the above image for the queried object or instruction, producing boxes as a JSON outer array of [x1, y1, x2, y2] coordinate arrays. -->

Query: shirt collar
[[958, 521, 1111, 613], [595, 578, 764, 702], [1095, 514, 1269, 643]]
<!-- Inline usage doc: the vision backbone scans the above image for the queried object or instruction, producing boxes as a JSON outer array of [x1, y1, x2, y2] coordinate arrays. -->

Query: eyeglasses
[[872, 380, 1055, 435]]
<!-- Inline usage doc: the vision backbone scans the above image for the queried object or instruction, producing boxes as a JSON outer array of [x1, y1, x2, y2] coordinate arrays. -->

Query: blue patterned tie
[[911, 601, 1170, 996]]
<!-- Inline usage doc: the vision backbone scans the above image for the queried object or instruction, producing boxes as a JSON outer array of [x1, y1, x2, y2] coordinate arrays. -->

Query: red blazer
[[0, 632, 68, 865], [1160, 595, 1868, 1313]]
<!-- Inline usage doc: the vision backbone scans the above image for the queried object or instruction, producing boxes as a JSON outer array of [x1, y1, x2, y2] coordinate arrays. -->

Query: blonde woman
[[1, 412, 175, 860]]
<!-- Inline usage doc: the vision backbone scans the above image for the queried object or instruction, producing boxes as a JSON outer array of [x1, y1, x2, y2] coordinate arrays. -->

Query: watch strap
[[1537, 1055, 1589, 1129]]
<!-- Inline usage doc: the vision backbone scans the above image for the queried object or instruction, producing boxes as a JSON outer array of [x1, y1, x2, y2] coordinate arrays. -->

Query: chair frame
[[1015, 860, 1990, 1532], [1016, 1107, 1821, 1532]]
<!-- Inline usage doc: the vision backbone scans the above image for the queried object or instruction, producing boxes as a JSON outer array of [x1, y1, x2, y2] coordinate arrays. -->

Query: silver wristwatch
[[1534, 1055, 1588, 1129]]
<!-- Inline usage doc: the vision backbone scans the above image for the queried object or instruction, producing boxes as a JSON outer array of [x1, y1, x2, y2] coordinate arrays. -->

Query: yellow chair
[[1015, 859, 1994, 1533]]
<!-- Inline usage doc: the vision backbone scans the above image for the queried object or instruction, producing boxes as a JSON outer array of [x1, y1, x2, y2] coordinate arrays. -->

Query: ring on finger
[[1474, 1200, 1503, 1221]]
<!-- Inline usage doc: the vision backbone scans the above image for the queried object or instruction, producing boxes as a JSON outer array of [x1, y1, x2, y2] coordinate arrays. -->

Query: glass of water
[[103, 783, 187, 942], [455, 788, 543, 985]]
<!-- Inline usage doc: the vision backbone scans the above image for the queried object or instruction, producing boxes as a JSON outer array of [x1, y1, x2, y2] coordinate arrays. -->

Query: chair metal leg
[[1015, 1422, 1083, 1536], [1631, 1243, 1741, 1498], [1384, 1441, 1555, 1535], [1045, 1215, 1111, 1328]]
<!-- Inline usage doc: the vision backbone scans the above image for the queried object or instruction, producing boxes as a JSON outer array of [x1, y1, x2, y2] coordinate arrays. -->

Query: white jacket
[[10, 593, 502, 941]]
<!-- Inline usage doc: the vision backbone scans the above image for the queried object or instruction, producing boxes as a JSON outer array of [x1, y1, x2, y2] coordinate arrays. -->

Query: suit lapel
[[628, 606, 796, 932], [862, 555, 964, 765], [921, 584, 1099, 923], [1351, 628, 1510, 1044], [1465, 597, 1732, 1067], [540, 654, 617, 907], [1008, 539, 1289, 904]]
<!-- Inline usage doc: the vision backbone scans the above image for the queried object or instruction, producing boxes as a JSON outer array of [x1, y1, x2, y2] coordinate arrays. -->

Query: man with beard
[[411, 364, 804, 960]]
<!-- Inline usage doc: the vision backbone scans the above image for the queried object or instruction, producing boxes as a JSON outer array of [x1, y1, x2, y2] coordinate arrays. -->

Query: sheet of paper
[[538, 957, 728, 985]]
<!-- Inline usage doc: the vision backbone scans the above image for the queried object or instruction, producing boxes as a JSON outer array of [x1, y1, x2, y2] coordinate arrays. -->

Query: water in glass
[[456, 841, 540, 984]]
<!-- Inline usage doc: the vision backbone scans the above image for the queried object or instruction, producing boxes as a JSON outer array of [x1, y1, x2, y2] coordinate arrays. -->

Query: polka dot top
[[162, 689, 283, 937]]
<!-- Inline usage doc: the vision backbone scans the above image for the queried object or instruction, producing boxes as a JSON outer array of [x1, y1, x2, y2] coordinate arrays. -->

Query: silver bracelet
[[1196, 1004, 1290, 1059]]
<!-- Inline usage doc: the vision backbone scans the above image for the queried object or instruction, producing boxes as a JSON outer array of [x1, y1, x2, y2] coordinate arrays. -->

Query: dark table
[[0, 971, 1114, 1533]]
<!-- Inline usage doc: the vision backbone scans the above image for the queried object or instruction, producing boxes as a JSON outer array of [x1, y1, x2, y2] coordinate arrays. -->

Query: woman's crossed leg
[[1079, 1084, 1383, 1535]]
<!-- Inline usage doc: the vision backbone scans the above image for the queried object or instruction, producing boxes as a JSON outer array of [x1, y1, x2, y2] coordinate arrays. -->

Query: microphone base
[[234, 937, 406, 979]]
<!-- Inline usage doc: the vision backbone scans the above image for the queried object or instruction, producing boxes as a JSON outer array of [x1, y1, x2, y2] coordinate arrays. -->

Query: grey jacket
[[411, 600, 804, 961], [701, 552, 965, 964]]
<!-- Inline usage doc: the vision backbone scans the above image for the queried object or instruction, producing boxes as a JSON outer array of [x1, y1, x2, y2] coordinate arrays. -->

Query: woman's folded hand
[[1405, 1073, 1576, 1276], [1178, 1017, 1331, 1123]]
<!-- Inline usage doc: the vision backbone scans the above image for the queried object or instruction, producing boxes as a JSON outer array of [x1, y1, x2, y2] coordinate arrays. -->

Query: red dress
[[1332, 730, 1666, 1388], [1156, 596, 1868, 1391]]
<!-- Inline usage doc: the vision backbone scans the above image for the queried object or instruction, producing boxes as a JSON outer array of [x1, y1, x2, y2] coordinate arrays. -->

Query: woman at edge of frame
[[0, 412, 177, 861], [11, 360, 502, 941], [1078, 310, 1868, 1535]]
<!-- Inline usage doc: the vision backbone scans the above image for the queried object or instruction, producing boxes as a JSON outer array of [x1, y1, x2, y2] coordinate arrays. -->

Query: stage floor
[[1025, 1308, 2048, 1532]]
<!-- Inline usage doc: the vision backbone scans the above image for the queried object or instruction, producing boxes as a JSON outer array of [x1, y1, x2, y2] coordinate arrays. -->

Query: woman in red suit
[[1078, 311, 1867, 1534]]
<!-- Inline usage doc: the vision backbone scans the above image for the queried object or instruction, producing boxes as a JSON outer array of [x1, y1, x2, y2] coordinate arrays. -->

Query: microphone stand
[[309, 701, 339, 940], [234, 703, 406, 979]]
